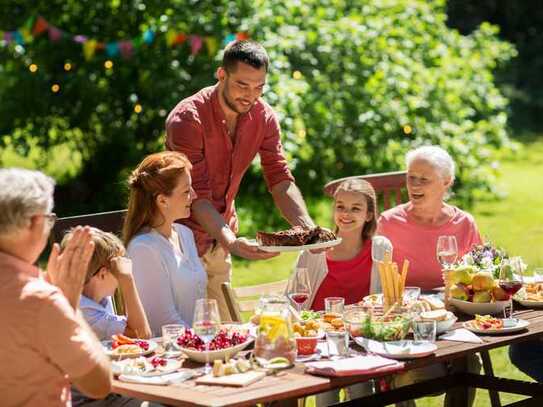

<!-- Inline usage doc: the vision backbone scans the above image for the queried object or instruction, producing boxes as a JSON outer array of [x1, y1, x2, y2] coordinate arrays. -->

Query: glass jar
[[254, 296, 297, 363]]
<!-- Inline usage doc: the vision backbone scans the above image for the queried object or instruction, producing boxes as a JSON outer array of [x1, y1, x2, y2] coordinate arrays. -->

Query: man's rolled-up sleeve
[[259, 113, 295, 191], [166, 111, 212, 201]]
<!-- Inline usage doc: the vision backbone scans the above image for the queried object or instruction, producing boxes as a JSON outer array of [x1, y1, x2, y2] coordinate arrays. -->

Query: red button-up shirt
[[166, 85, 294, 256]]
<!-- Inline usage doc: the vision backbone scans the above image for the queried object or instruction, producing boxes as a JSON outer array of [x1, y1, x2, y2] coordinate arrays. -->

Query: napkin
[[439, 328, 483, 344], [118, 370, 194, 386], [305, 355, 404, 377]]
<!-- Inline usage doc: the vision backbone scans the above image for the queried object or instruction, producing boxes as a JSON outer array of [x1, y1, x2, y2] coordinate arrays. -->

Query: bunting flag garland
[[1, 15, 248, 61]]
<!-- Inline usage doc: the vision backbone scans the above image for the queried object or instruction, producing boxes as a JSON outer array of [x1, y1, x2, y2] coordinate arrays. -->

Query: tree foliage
[[0, 0, 515, 231]]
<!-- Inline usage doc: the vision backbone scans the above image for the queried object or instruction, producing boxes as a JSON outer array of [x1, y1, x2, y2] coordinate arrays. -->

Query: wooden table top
[[112, 308, 543, 406]]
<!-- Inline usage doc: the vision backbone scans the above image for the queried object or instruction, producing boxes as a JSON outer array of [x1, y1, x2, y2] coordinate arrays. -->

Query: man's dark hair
[[222, 40, 269, 73]]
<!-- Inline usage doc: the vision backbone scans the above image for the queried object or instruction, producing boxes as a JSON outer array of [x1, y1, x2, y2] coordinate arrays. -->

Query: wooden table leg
[[481, 350, 501, 407]]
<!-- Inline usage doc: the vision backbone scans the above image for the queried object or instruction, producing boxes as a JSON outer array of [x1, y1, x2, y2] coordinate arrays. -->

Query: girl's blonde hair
[[333, 178, 378, 241], [123, 151, 192, 246]]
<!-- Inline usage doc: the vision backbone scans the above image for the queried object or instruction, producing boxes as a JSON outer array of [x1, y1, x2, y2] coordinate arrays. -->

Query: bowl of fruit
[[175, 326, 253, 363], [448, 266, 510, 316]]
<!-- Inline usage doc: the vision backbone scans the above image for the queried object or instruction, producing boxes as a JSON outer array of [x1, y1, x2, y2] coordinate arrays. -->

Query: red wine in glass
[[289, 293, 309, 305], [499, 281, 523, 296]]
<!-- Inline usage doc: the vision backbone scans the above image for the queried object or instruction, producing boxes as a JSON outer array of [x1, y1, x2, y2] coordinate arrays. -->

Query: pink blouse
[[377, 204, 482, 290]]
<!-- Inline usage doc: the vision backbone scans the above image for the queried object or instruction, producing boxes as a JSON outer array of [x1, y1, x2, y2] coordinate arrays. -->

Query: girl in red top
[[289, 178, 391, 311]]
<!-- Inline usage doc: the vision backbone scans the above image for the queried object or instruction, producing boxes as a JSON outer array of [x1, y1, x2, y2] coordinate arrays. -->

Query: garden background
[[1, 1, 542, 405]]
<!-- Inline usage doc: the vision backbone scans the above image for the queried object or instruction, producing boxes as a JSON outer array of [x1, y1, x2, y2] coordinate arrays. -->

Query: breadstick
[[392, 263, 399, 303], [400, 259, 409, 295]]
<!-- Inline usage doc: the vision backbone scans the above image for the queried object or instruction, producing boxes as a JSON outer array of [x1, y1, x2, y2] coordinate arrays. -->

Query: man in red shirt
[[166, 40, 315, 320]]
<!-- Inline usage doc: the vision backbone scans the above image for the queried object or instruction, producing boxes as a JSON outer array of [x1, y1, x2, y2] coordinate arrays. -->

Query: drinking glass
[[437, 235, 458, 308], [162, 324, 184, 352], [326, 330, 349, 359], [436, 235, 458, 270], [500, 257, 524, 320], [288, 267, 311, 313], [413, 320, 437, 343], [193, 298, 221, 374], [325, 297, 345, 315]]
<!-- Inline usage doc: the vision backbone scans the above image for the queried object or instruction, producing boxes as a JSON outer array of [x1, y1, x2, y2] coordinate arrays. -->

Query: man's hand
[[46, 226, 95, 310], [228, 237, 279, 260], [109, 256, 133, 281]]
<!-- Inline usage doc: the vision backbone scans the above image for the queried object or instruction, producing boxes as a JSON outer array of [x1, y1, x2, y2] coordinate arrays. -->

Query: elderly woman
[[377, 145, 482, 290], [0, 168, 111, 406], [377, 146, 482, 407]]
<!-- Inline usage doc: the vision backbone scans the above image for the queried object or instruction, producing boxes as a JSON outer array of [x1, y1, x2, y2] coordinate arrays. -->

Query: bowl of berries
[[175, 325, 254, 363]]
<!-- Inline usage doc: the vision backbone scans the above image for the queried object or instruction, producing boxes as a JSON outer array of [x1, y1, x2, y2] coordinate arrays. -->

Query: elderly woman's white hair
[[0, 168, 55, 236], [405, 145, 456, 182]]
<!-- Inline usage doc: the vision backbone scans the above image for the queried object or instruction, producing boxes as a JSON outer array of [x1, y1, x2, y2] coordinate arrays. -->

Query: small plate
[[257, 238, 342, 253], [515, 298, 543, 307], [255, 357, 294, 370], [103, 340, 158, 359], [355, 338, 437, 360], [463, 318, 529, 334], [112, 357, 182, 377], [296, 349, 322, 363]]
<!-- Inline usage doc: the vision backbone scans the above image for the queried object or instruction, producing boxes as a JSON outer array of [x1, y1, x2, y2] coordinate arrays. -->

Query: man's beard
[[222, 81, 252, 114]]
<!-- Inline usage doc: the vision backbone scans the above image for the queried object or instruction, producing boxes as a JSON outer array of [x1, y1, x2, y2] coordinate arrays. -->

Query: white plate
[[515, 298, 543, 307], [103, 340, 158, 359], [112, 357, 182, 377], [174, 338, 254, 363], [296, 348, 322, 363], [258, 238, 342, 253], [355, 338, 437, 360], [449, 298, 509, 316], [463, 319, 529, 334]]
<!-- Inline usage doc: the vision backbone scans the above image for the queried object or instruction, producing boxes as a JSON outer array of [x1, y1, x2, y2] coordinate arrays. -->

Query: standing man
[[166, 40, 316, 320]]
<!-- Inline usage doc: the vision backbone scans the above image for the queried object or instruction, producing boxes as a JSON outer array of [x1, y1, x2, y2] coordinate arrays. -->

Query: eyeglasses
[[39, 213, 57, 230]]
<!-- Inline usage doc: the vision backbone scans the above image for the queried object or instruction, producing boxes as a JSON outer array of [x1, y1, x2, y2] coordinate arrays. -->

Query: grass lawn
[[232, 139, 543, 406]]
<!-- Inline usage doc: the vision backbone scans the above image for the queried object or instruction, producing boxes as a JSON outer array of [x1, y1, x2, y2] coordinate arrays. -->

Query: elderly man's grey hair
[[406, 145, 456, 182], [0, 168, 55, 236]]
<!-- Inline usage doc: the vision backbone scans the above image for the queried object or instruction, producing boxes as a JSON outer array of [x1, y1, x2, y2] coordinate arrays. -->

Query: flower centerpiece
[[461, 242, 509, 279]]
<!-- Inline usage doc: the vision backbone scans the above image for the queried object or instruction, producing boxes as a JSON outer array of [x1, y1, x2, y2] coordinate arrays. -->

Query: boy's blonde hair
[[61, 227, 125, 283]]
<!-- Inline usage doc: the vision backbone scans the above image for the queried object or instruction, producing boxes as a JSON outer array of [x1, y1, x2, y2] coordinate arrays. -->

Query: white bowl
[[175, 338, 253, 363], [436, 314, 458, 334], [449, 298, 509, 316]]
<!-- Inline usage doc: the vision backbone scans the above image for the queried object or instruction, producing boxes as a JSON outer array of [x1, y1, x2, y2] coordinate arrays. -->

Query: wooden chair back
[[50, 209, 128, 315], [323, 170, 407, 213], [221, 280, 289, 323]]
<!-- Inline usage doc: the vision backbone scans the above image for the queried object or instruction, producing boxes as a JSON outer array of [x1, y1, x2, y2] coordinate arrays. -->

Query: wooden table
[[112, 308, 543, 406]]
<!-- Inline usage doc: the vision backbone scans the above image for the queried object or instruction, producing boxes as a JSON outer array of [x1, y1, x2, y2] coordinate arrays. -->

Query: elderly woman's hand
[[46, 226, 95, 310]]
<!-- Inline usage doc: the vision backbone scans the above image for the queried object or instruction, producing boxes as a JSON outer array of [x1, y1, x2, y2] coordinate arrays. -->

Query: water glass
[[162, 324, 185, 351], [326, 330, 349, 358], [403, 287, 421, 305], [413, 320, 437, 343], [325, 297, 345, 315]]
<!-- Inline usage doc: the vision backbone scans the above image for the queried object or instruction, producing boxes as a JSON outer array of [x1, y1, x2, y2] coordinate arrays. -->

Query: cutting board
[[195, 370, 266, 387]]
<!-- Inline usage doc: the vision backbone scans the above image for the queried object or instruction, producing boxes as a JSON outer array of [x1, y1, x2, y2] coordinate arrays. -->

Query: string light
[[29, 64, 38, 73], [134, 104, 142, 113], [104, 60, 113, 69], [51, 84, 60, 93], [64, 62, 72, 71], [293, 70, 302, 80], [403, 125, 413, 135]]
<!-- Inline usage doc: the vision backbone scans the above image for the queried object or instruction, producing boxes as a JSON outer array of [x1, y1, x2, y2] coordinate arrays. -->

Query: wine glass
[[499, 257, 524, 320], [288, 267, 311, 313], [436, 235, 458, 270], [436, 235, 458, 308], [192, 298, 221, 374]]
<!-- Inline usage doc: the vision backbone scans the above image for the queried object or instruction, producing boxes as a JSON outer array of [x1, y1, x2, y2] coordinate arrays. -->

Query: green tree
[[0, 0, 515, 232]]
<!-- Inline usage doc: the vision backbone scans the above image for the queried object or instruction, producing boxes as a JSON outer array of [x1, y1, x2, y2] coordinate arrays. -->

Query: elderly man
[[0, 168, 111, 406], [166, 40, 316, 320]]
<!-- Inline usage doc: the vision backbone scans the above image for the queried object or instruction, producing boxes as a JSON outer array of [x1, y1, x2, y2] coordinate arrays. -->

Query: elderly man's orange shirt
[[166, 85, 294, 255], [0, 252, 104, 407]]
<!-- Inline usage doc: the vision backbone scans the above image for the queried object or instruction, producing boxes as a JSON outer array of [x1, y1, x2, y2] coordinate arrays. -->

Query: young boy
[[62, 227, 151, 341]]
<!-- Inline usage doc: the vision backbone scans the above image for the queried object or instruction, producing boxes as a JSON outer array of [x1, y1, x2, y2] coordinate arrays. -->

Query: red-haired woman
[[123, 151, 207, 336]]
